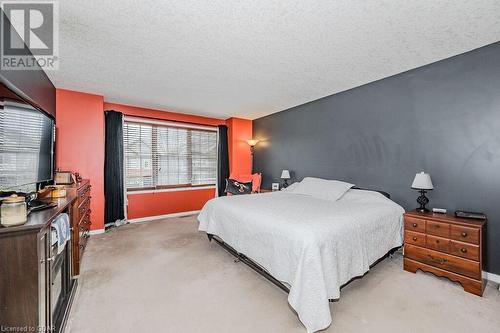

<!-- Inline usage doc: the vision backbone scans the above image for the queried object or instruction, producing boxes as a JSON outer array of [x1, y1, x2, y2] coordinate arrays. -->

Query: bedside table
[[252, 189, 272, 194], [403, 210, 486, 296]]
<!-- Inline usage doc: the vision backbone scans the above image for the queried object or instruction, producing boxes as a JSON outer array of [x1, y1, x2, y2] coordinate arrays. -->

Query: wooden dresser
[[0, 194, 78, 332], [403, 210, 486, 296], [65, 179, 92, 276]]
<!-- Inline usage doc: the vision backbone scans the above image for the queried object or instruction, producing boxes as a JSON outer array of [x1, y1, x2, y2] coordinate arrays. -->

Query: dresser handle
[[412, 237, 417, 241], [41, 256, 55, 264], [460, 248, 467, 253], [427, 254, 448, 265], [461, 232, 467, 237], [412, 223, 417, 227]]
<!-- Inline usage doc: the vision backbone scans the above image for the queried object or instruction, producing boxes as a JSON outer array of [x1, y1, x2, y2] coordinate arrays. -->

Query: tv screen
[[0, 99, 54, 191]]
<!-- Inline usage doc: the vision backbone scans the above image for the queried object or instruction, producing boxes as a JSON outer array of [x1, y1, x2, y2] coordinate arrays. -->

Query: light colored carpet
[[66, 216, 500, 333]]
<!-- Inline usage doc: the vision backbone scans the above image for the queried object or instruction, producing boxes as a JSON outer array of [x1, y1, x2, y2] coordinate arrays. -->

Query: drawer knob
[[412, 223, 417, 227], [461, 232, 467, 237], [436, 240, 440, 244], [460, 248, 467, 253], [412, 236, 417, 241]]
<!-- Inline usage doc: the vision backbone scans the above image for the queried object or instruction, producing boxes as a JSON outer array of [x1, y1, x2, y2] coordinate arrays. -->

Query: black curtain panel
[[217, 125, 229, 196], [104, 110, 125, 226]]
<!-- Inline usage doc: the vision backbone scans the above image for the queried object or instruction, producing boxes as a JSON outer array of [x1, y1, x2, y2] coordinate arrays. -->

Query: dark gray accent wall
[[253, 42, 500, 274]]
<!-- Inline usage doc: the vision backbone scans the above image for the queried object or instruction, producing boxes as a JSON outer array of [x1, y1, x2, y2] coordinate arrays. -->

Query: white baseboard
[[483, 271, 500, 284], [127, 210, 200, 224], [89, 228, 105, 235]]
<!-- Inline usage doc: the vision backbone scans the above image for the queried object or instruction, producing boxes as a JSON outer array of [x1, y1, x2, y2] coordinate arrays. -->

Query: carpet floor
[[66, 215, 500, 333]]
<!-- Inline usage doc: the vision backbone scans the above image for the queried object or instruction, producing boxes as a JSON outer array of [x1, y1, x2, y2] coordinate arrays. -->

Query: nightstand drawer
[[404, 231, 425, 247], [404, 217, 425, 233], [450, 240, 479, 261], [426, 220, 450, 237], [405, 244, 480, 280], [426, 234, 450, 253], [450, 225, 479, 245]]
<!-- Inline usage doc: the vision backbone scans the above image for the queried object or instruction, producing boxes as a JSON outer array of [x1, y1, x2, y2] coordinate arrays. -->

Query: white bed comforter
[[198, 189, 404, 332]]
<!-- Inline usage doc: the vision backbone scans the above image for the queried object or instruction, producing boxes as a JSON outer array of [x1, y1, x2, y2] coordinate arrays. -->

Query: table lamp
[[281, 169, 291, 188], [411, 172, 434, 212]]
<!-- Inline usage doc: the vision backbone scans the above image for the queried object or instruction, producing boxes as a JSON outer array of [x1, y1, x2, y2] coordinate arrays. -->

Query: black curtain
[[217, 125, 229, 196], [104, 110, 125, 226]]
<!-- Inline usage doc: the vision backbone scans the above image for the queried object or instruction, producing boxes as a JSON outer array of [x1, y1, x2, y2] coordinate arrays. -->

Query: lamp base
[[282, 179, 289, 188], [415, 189, 430, 213]]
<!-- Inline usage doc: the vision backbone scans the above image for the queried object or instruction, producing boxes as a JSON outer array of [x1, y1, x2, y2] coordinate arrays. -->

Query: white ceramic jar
[[1, 194, 28, 227]]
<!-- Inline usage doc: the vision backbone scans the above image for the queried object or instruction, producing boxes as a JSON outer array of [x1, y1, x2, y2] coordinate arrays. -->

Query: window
[[123, 120, 217, 190]]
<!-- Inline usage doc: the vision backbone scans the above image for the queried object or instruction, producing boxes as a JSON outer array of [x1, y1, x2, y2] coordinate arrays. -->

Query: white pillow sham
[[289, 177, 354, 202]]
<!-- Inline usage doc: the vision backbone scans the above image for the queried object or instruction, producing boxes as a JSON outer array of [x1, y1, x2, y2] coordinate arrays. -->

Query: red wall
[[126, 189, 216, 220], [227, 117, 253, 175], [56, 91, 253, 226], [56, 89, 105, 230], [104, 102, 224, 127]]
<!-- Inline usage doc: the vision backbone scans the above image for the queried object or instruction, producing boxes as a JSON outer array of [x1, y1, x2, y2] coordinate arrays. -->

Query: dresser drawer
[[450, 225, 479, 245], [426, 234, 450, 253], [404, 217, 425, 233], [79, 209, 91, 228], [77, 185, 91, 206], [78, 198, 90, 220], [404, 231, 426, 247], [405, 244, 480, 280], [450, 240, 479, 261], [426, 220, 450, 237]]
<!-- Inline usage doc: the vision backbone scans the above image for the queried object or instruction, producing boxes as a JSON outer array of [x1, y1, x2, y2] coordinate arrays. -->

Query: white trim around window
[[123, 116, 218, 132], [127, 185, 216, 195]]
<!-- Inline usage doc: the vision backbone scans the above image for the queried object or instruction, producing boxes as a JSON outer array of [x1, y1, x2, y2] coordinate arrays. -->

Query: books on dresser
[[403, 210, 486, 296]]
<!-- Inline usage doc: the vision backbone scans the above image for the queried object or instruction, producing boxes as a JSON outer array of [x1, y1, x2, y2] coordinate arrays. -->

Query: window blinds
[[123, 120, 217, 190]]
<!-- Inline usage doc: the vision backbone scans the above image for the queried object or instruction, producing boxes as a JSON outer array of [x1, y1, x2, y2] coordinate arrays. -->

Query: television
[[0, 92, 55, 191]]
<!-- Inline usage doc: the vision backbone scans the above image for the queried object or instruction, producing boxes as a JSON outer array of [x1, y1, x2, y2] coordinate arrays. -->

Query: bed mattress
[[198, 189, 404, 332]]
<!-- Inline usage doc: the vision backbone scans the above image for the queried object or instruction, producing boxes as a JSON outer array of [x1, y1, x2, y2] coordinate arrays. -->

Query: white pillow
[[291, 177, 354, 202]]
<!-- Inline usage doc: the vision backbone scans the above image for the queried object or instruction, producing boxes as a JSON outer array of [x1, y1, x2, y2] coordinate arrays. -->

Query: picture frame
[[54, 171, 75, 185], [272, 182, 280, 191]]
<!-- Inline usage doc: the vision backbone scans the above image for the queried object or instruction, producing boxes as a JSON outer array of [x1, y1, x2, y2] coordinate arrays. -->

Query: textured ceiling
[[47, 1, 500, 119]]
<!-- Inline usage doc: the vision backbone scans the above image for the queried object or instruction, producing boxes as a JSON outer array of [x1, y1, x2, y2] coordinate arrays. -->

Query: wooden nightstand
[[251, 189, 272, 194], [403, 210, 486, 296]]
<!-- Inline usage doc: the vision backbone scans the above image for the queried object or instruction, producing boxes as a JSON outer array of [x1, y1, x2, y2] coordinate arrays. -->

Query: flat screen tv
[[0, 95, 55, 191]]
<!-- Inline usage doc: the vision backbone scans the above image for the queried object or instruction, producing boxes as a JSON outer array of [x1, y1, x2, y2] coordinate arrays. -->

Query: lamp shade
[[246, 139, 259, 147], [280, 169, 290, 179], [411, 172, 434, 190]]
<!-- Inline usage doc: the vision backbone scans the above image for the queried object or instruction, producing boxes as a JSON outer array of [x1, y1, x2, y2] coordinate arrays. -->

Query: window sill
[[127, 185, 216, 195]]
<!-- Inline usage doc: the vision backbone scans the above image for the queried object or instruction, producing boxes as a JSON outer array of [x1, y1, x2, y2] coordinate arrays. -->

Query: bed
[[198, 179, 405, 332]]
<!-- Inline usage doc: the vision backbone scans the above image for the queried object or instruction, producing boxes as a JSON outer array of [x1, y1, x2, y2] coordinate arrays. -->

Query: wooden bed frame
[[206, 187, 400, 302]]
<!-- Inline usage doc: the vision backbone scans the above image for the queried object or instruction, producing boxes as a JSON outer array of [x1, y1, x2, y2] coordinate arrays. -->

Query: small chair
[[226, 173, 262, 194]]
